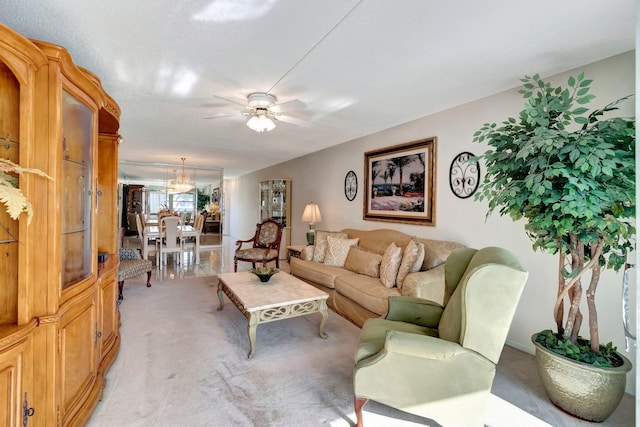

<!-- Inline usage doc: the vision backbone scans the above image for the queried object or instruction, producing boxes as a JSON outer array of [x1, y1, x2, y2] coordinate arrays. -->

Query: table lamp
[[301, 202, 322, 245]]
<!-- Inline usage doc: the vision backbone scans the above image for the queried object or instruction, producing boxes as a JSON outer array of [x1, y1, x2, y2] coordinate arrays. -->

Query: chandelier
[[167, 157, 194, 193], [246, 107, 276, 132]]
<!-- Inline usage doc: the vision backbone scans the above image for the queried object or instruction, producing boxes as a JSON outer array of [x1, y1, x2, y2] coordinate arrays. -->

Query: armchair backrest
[[438, 246, 528, 364], [254, 219, 284, 248]]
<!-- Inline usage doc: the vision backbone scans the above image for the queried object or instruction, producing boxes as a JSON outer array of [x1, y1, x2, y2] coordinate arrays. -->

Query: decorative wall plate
[[449, 152, 479, 199], [344, 170, 357, 201]]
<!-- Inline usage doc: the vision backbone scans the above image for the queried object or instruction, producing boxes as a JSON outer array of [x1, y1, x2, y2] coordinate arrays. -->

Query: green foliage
[[473, 73, 635, 271], [535, 330, 622, 368], [197, 188, 211, 211], [0, 158, 52, 224]]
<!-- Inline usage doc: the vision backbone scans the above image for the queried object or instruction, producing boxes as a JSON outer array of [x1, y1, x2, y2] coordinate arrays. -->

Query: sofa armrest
[[385, 295, 443, 328], [401, 264, 446, 306], [300, 245, 315, 261]]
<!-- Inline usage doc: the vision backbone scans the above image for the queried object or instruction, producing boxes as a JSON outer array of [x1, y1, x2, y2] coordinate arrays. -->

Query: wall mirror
[[118, 161, 224, 246]]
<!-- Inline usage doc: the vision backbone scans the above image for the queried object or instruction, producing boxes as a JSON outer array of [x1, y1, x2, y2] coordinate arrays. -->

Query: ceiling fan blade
[[276, 114, 312, 127], [212, 94, 247, 107], [203, 113, 241, 120], [272, 99, 306, 113]]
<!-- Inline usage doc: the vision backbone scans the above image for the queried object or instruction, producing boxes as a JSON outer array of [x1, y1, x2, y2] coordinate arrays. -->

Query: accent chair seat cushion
[[235, 248, 279, 261]]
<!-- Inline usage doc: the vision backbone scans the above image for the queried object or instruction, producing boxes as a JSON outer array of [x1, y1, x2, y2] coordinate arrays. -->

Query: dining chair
[[136, 213, 155, 260], [182, 214, 204, 263], [157, 216, 183, 268]]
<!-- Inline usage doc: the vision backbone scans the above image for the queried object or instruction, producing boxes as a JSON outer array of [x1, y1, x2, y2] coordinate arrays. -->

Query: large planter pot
[[531, 333, 632, 422]]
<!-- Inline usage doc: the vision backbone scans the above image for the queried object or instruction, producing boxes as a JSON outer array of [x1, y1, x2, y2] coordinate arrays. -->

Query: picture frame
[[363, 137, 436, 225], [212, 187, 220, 204]]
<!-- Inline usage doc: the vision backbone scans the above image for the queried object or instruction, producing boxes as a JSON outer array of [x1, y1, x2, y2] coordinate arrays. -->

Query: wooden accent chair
[[353, 247, 528, 427], [234, 219, 284, 272], [117, 228, 152, 303]]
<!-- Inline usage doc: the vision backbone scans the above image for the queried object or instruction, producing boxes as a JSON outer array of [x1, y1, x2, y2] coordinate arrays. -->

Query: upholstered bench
[[118, 247, 152, 302]]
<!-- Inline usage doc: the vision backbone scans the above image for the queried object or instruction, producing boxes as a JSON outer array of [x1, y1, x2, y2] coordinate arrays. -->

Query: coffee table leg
[[319, 299, 328, 339], [247, 313, 258, 359], [216, 281, 225, 311]]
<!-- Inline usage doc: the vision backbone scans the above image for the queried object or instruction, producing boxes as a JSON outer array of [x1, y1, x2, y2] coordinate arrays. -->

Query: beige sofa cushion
[[335, 274, 400, 316], [380, 242, 402, 288], [312, 230, 349, 263], [411, 241, 426, 272], [289, 257, 352, 289], [344, 247, 383, 278], [341, 228, 413, 255], [324, 236, 359, 267], [396, 238, 421, 289], [418, 238, 464, 270], [402, 264, 446, 306]]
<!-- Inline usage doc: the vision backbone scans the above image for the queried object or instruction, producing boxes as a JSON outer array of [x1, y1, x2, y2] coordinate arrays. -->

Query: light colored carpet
[[85, 276, 618, 426]]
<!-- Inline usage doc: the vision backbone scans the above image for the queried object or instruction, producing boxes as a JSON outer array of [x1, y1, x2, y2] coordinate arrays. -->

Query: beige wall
[[227, 51, 636, 393]]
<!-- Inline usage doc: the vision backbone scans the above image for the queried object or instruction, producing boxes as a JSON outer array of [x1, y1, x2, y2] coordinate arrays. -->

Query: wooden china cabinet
[[0, 24, 121, 426]]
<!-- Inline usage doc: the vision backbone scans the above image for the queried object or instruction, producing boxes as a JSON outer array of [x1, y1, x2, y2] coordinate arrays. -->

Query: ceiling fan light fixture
[[246, 109, 276, 132]]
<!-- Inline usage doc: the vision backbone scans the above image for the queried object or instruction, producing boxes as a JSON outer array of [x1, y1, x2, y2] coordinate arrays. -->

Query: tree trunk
[[586, 240, 604, 353], [564, 237, 584, 343], [555, 251, 565, 334]]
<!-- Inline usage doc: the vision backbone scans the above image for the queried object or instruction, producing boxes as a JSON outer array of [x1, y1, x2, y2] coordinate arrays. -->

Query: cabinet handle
[[95, 324, 103, 347], [22, 392, 35, 427]]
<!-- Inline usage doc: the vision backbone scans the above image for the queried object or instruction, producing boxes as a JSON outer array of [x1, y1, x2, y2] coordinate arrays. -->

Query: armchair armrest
[[385, 330, 463, 359], [385, 295, 443, 328], [235, 237, 256, 251], [357, 331, 463, 368]]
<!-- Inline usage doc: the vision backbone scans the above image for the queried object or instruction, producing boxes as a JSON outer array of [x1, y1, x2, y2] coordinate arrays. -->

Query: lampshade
[[246, 109, 276, 132], [301, 202, 322, 224]]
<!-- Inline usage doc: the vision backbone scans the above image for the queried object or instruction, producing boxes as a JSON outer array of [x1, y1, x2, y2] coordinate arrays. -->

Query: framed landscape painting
[[363, 137, 436, 225]]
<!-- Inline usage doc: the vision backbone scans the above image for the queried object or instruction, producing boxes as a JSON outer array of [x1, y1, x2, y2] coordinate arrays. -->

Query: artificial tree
[[473, 73, 635, 366]]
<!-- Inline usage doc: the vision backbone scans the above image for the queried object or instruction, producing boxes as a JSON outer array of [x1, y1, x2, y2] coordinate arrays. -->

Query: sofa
[[289, 228, 464, 327]]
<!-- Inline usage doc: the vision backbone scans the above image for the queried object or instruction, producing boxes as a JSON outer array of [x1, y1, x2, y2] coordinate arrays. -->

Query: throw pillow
[[411, 241, 426, 272], [379, 242, 402, 288], [396, 238, 421, 289], [344, 247, 383, 278], [324, 237, 360, 267], [312, 230, 349, 263]]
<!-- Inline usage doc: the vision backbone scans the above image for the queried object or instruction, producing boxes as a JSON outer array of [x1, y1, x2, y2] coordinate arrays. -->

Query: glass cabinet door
[[270, 180, 287, 226], [61, 90, 93, 289], [259, 181, 271, 222], [259, 180, 288, 226]]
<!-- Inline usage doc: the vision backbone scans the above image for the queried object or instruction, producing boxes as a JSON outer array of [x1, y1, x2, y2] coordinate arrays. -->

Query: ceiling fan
[[203, 92, 308, 132]]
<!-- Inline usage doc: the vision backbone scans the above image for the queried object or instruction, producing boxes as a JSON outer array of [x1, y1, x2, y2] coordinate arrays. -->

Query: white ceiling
[[1, 0, 635, 177]]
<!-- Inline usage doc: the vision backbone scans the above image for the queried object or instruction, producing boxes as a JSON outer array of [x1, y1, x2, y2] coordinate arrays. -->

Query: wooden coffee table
[[216, 271, 329, 358]]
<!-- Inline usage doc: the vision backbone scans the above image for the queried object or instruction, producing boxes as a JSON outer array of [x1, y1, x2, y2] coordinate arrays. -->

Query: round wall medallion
[[449, 152, 479, 199], [344, 170, 357, 201]]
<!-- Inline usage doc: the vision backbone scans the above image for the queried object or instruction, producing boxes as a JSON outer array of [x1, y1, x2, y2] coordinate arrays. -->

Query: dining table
[[143, 225, 201, 264]]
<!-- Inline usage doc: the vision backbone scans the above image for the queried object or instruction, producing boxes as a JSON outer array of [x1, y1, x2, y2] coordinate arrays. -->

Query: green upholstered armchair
[[353, 246, 528, 427]]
